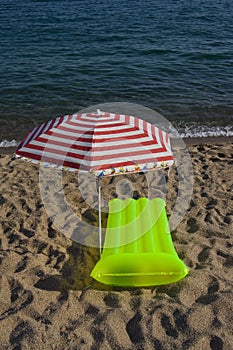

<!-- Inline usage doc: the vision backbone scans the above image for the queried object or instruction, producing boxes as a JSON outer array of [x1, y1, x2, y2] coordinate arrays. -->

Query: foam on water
[[0, 140, 19, 148], [1, 125, 232, 148], [177, 124, 233, 139]]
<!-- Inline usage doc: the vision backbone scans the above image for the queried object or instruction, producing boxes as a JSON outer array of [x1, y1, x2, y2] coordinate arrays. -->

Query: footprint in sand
[[196, 278, 220, 305], [206, 198, 218, 210], [14, 256, 28, 273], [198, 247, 210, 264], [202, 172, 210, 180], [45, 246, 66, 270], [8, 233, 20, 244], [20, 227, 35, 238], [0, 279, 34, 321], [187, 218, 199, 233], [173, 308, 189, 333], [47, 220, 57, 238], [126, 312, 144, 344], [0, 194, 6, 205], [217, 250, 233, 268], [210, 335, 224, 350], [103, 293, 120, 308], [204, 212, 213, 224], [223, 215, 231, 225], [9, 321, 34, 349], [160, 313, 179, 339]]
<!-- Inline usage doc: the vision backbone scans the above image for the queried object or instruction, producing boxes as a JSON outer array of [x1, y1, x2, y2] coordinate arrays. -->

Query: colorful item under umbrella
[[15, 110, 174, 255]]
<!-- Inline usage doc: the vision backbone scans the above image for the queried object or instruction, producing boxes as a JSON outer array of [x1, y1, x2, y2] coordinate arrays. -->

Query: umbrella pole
[[98, 177, 102, 256]]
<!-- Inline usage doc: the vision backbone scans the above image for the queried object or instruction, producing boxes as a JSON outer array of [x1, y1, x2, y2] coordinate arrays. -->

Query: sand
[[0, 139, 232, 350]]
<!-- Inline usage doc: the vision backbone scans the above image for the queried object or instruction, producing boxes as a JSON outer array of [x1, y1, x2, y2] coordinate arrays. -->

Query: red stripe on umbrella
[[15, 110, 174, 175]]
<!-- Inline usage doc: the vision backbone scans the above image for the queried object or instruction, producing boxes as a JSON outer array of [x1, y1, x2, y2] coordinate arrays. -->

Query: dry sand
[[0, 139, 232, 350]]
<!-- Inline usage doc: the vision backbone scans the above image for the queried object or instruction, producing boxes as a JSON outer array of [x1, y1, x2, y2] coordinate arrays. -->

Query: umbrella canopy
[[15, 110, 174, 175], [15, 110, 174, 253]]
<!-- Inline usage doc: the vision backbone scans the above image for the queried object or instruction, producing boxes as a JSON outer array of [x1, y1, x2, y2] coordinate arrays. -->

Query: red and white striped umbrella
[[15, 110, 174, 175], [15, 110, 174, 252]]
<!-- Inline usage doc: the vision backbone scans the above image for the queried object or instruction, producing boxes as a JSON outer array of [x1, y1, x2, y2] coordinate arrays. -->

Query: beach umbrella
[[15, 110, 174, 252]]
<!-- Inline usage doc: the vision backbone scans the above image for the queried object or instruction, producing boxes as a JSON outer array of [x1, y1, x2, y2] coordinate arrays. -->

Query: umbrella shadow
[[34, 209, 115, 292], [34, 242, 101, 291]]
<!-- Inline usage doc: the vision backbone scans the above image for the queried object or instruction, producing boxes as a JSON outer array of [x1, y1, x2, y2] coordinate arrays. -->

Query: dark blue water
[[1, 0, 233, 144]]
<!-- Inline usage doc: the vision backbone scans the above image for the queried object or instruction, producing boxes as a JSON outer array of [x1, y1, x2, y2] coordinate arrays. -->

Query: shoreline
[[182, 135, 233, 146], [0, 135, 232, 156]]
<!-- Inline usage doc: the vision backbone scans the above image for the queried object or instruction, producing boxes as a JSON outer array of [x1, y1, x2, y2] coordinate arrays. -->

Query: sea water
[[0, 0, 233, 144]]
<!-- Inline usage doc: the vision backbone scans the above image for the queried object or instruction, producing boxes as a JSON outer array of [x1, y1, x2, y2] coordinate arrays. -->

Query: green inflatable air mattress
[[91, 198, 189, 287]]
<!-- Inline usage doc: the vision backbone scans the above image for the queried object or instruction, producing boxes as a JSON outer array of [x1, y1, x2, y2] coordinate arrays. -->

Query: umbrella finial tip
[[97, 109, 101, 115]]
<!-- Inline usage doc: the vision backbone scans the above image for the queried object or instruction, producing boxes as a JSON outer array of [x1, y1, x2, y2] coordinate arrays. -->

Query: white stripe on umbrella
[[47, 127, 147, 140], [53, 123, 141, 135], [16, 147, 173, 169], [20, 139, 169, 158], [28, 133, 159, 149], [17, 134, 169, 159], [15, 111, 174, 173]]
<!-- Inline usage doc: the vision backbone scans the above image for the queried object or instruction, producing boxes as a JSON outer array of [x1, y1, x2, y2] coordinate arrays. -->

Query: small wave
[[177, 124, 233, 138], [0, 124, 232, 148], [0, 139, 19, 148], [160, 123, 233, 139]]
